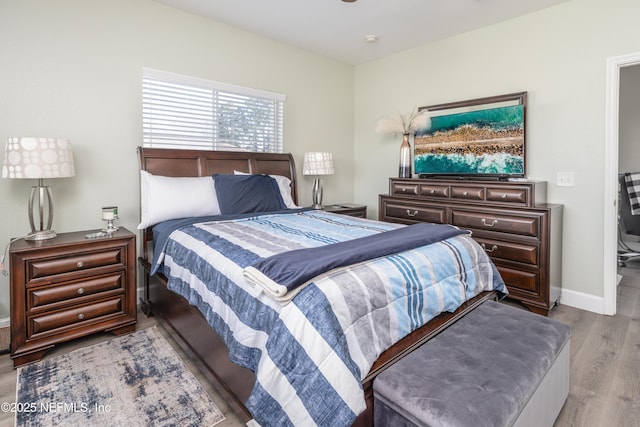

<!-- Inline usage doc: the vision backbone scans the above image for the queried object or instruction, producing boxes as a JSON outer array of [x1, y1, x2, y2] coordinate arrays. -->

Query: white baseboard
[[0, 316, 9, 327], [559, 289, 605, 315]]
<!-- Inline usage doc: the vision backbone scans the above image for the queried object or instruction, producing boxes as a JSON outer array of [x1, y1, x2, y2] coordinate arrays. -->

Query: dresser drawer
[[495, 265, 539, 294], [473, 237, 538, 265], [28, 273, 125, 310], [28, 297, 125, 338], [27, 249, 124, 282], [451, 209, 539, 237], [450, 186, 484, 201], [486, 187, 528, 204], [383, 201, 446, 224], [420, 184, 449, 198], [391, 182, 420, 196]]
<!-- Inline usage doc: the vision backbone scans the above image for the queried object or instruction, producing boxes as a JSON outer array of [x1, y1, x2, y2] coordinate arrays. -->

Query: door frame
[[604, 51, 640, 315]]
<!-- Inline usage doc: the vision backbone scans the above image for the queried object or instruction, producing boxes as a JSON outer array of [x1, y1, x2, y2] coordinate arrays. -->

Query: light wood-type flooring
[[0, 274, 638, 427]]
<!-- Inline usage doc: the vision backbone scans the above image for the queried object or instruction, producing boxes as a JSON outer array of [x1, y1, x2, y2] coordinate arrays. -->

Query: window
[[142, 68, 286, 152]]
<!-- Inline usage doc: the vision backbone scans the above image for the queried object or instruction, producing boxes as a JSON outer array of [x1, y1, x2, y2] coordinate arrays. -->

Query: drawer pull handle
[[430, 189, 435, 194], [481, 218, 498, 227], [76, 261, 84, 268], [401, 188, 407, 192], [77, 313, 85, 321], [463, 191, 468, 196], [501, 194, 507, 198], [406, 209, 419, 217], [482, 243, 498, 253], [77, 288, 85, 295]]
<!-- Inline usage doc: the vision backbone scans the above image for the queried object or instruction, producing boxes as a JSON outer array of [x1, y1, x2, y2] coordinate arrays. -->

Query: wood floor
[[0, 276, 638, 427], [551, 265, 640, 427]]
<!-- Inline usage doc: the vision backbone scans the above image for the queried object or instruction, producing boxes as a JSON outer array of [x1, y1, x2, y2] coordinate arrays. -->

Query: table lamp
[[2, 137, 75, 240], [302, 152, 334, 209]]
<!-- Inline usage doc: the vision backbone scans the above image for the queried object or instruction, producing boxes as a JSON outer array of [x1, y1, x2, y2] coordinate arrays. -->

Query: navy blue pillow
[[213, 174, 286, 214]]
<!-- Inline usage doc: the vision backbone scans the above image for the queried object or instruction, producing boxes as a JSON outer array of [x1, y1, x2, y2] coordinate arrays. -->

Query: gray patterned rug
[[15, 327, 225, 427]]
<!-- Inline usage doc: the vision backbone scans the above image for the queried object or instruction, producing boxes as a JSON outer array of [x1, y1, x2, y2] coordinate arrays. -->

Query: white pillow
[[138, 170, 221, 229], [233, 171, 299, 209]]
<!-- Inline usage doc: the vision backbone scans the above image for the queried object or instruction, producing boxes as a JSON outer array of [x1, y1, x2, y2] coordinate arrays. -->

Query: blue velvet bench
[[373, 301, 570, 427]]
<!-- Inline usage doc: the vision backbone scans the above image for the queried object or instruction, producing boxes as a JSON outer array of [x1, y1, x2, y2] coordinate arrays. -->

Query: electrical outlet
[[557, 172, 575, 187]]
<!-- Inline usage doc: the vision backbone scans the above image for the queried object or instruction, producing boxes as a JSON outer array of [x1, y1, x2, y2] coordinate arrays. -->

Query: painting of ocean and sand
[[414, 104, 524, 176]]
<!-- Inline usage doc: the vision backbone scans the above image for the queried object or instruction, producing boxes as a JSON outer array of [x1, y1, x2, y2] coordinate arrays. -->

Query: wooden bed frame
[[136, 146, 497, 426]]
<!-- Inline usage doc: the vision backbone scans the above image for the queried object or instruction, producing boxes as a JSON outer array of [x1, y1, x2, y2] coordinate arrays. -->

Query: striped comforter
[[153, 210, 506, 426]]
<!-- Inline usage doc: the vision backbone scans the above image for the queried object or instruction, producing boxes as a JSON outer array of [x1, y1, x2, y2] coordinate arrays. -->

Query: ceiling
[[155, 0, 569, 65]]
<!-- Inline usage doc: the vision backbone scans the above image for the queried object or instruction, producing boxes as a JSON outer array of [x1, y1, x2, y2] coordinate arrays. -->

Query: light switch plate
[[557, 172, 575, 187]]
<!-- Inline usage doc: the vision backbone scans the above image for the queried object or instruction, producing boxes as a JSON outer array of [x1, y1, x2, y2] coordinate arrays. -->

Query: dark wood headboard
[[138, 147, 297, 200], [137, 146, 298, 259]]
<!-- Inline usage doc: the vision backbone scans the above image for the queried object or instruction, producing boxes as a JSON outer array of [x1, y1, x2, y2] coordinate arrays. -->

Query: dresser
[[379, 178, 562, 315], [9, 228, 137, 367]]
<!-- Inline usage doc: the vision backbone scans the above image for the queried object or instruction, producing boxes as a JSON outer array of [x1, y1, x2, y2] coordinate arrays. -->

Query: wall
[[619, 65, 640, 172], [354, 0, 640, 310], [0, 0, 355, 318]]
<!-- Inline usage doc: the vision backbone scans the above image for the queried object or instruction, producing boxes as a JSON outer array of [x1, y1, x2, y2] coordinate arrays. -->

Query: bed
[[136, 147, 507, 427]]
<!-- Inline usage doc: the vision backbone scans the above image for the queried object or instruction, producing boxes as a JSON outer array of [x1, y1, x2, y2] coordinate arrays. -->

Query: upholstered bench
[[373, 301, 570, 427]]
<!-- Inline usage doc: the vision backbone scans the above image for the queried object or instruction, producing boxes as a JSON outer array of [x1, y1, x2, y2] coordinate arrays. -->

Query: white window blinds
[[142, 68, 285, 152]]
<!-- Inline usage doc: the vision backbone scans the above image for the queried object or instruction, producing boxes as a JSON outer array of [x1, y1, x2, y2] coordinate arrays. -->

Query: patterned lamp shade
[[2, 137, 75, 241], [2, 137, 75, 179], [302, 152, 334, 176]]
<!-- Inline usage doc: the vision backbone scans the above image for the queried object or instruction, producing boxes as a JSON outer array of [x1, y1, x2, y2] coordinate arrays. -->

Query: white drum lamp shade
[[2, 137, 75, 240], [302, 152, 334, 209]]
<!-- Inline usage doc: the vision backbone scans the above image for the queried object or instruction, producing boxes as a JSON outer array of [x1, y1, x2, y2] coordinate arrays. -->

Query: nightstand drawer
[[28, 273, 125, 310], [28, 297, 125, 337], [27, 249, 124, 281]]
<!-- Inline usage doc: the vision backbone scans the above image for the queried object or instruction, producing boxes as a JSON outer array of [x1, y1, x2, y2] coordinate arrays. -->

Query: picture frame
[[415, 92, 527, 178]]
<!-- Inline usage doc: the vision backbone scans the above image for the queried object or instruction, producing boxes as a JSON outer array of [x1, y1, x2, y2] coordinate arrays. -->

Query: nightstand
[[323, 203, 367, 218], [9, 228, 137, 367]]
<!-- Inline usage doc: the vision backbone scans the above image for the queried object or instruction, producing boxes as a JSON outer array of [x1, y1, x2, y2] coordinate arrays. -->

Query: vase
[[398, 133, 411, 178]]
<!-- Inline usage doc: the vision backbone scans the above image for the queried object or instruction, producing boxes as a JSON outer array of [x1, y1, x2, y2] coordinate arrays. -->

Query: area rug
[[15, 327, 225, 427]]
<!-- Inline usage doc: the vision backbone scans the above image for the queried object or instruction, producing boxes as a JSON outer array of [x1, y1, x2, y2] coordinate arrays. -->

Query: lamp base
[[102, 219, 118, 234], [312, 177, 324, 209], [25, 229, 57, 241], [26, 180, 57, 241]]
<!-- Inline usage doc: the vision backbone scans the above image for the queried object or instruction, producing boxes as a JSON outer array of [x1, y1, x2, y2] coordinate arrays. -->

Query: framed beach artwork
[[414, 92, 527, 179]]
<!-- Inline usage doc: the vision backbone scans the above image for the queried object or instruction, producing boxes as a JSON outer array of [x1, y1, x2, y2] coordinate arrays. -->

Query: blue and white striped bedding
[[153, 210, 507, 426], [244, 221, 468, 303]]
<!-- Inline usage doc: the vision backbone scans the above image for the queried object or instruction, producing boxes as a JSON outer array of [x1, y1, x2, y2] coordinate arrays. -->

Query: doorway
[[604, 52, 640, 315]]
